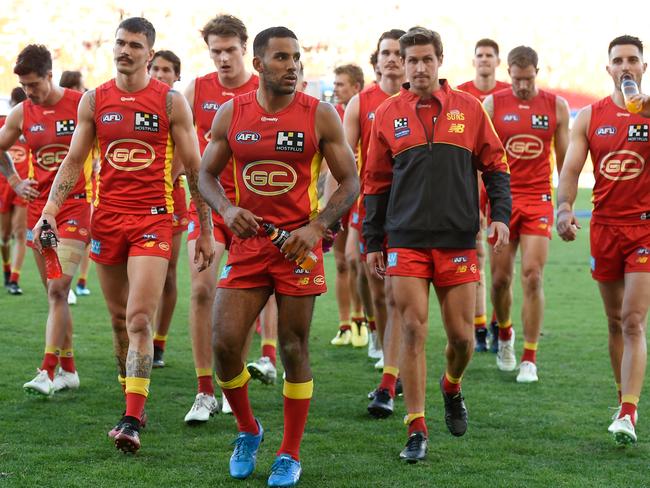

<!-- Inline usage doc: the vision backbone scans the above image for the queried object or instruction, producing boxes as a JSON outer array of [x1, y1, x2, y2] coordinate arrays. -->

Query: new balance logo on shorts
[[627, 124, 649, 142], [56, 119, 76, 136], [134, 112, 160, 132], [387, 252, 398, 267], [91, 239, 101, 255], [220, 265, 232, 279], [276, 131, 304, 152]]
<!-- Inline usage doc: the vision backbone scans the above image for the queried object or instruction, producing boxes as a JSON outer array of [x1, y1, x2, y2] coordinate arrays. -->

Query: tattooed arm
[[168, 90, 215, 271], [281, 101, 359, 262], [33, 90, 96, 244], [0, 103, 39, 201]]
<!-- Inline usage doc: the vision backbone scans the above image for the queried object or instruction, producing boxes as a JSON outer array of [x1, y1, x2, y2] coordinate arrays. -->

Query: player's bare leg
[[1, 211, 12, 287], [364, 263, 387, 367], [598, 280, 625, 404], [474, 229, 488, 351], [247, 295, 279, 385], [490, 240, 518, 371], [152, 231, 182, 367]]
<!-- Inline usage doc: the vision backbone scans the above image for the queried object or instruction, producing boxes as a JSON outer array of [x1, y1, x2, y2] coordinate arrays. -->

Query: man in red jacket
[[364, 27, 511, 463]]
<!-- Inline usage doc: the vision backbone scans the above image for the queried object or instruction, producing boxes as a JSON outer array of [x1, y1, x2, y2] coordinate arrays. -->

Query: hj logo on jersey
[[627, 124, 649, 142], [387, 252, 398, 268], [134, 112, 160, 132], [393, 118, 410, 139], [220, 265, 232, 279], [531, 115, 549, 130], [91, 239, 101, 255], [276, 131, 304, 152], [55, 119, 76, 136], [202, 101, 220, 111]]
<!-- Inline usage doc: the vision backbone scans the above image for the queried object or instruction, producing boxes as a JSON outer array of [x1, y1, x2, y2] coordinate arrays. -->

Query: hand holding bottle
[[39, 220, 62, 280]]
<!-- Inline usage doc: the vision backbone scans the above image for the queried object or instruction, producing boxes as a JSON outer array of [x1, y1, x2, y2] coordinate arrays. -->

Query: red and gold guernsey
[[22, 89, 92, 208], [358, 83, 391, 182], [227, 90, 322, 231], [457, 80, 510, 102], [94, 77, 173, 214], [334, 103, 345, 121], [492, 89, 557, 201], [588, 96, 650, 224], [0, 116, 31, 182]]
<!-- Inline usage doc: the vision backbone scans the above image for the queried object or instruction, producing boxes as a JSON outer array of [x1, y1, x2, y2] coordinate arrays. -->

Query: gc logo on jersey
[[105, 139, 155, 171], [276, 131, 304, 152], [531, 114, 549, 130], [134, 112, 159, 132], [242, 160, 297, 196], [505, 134, 543, 160], [599, 150, 645, 181], [35, 144, 69, 171], [627, 124, 649, 142], [55, 119, 76, 136]]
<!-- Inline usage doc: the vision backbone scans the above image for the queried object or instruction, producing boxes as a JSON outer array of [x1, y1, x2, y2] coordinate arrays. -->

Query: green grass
[[0, 189, 647, 487]]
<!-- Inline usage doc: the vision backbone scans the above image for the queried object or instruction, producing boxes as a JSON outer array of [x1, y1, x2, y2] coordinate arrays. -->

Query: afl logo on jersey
[[599, 150, 645, 181], [505, 134, 543, 160], [503, 114, 519, 122], [236, 131, 261, 144], [242, 160, 297, 196], [596, 126, 617, 136], [105, 139, 155, 172], [35, 144, 69, 171], [29, 124, 45, 133], [202, 102, 220, 111], [101, 112, 123, 124]]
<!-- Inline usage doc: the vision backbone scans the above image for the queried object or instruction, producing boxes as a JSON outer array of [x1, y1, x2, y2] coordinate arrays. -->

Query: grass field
[[1, 190, 648, 487]]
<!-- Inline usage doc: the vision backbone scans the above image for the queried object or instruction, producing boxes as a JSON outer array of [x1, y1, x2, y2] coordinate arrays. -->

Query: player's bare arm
[[198, 100, 261, 238], [556, 106, 591, 241], [0, 104, 39, 201], [482, 94, 495, 119], [343, 94, 361, 152], [183, 78, 197, 118], [168, 90, 215, 270], [554, 96, 571, 175], [36, 90, 96, 242]]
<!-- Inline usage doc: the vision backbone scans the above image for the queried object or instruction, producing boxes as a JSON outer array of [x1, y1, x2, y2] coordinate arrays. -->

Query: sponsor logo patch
[[91, 239, 101, 255], [627, 124, 649, 142], [55, 119, 76, 136], [236, 131, 261, 143], [101, 112, 123, 124], [202, 101, 220, 111], [134, 112, 160, 132], [452, 256, 468, 264], [276, 131, 304, 152], [448, 123, 465, 134], [531, 114, 549, 130], [159, 242, 170, 252], [29, 124, 45, 133], [596, 125, 616, 136], [313, 275, 325, 286], [393, 117, 410, 138], [387, 252, 398, 267], [503, 113, 519, 122]]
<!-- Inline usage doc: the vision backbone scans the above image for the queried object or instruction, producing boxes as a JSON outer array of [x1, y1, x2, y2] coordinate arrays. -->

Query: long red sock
[[498, 319, 513, 341], [442, 373, 462, 395], [379, 367, 398, 398], [40, 353, 58, 380], [59, 349, 76, 373], [619, 403, 638, 425], [125, 393, 147, 421], [9, 271, 20, 283], [408, 417, 428, 437], [223, 383, 258, 434], [278, 380, 313, 461], [262, 342, 277, 366], [197, 375, 215, 396]]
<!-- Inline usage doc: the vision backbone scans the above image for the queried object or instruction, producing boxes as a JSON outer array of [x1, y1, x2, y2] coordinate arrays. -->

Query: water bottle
[[39, 219, 62, 280], [263, 223, 318, 271], [621, 74, 642, 114]]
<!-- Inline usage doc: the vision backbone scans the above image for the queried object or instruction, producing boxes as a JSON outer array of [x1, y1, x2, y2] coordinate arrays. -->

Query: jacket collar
[[400, 79, 449, 105]]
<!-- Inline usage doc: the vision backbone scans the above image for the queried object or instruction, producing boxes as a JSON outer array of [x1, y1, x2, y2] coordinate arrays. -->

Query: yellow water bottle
[[621, 74, 642, 114]]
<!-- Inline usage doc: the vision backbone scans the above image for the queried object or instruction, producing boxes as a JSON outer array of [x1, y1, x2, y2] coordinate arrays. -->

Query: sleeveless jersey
[[22, 89, 92, 207], [0, 116, 30, 182], [192, 73, 259, 214], [456, 80, 510, 102], [335, 103, 345, 121], [587, 96, 650, 224], [492, 89, 557, 201], [228, 91, 322, 231], [94, 77, 173, 214]]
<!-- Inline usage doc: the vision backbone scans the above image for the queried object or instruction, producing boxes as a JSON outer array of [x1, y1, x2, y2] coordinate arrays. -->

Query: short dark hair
[[10, 87, 26, 106], [507, 46, 538, 69], [475, 38, 499, 56], [117, 17, 156, 48], [253, 26, 298, 57], [150, 50, 181, 76], [369, 50, 378, 68], [399, 27, 443, 58], [201, 14, 248, 46], [334, 64, 365, 90], [59, 71, 82, 89], [608, 35, 643, 56], [13, 44, 52, 78], [376, 29, 406, 53]]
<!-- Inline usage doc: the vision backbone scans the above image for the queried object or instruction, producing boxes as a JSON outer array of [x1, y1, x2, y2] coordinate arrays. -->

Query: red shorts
[[590, 221, 650, 282], [26, 200, 91, 248], [507, 201, 554, 241], [385, 247, 480, 287], [172, 184, 189, 236], [0, 184, 26, 213], [90, 208, 173, 265], [219, 235, 327, 296], [187, 209, 232, 248], [350, 198, 365, 232]]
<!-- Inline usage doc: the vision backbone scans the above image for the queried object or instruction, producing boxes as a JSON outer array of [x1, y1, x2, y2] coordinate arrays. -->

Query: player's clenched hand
[[223, 206, 262, 238], [556, 209, 580, 241], [193, 231, 215, 272], [487, 221, 509, 253], [32, 213, 58, 252], [367, 251, 385, 280], [12, 178, 39, 202], [281, 222, 324, 263]]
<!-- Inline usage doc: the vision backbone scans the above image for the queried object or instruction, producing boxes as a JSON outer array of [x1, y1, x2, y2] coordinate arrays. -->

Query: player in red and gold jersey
[[0, 45, 92, 398], [457, 38, 511, 352], [324, 63, 366, 349], [484, 46, 570, 382], [0, 87, 30, 294], [199, 27, 358, 485], [146, 49, 186, 369], [33, 17, 214, 454], [182, 15, 260, 421], [344, 29, 407, 419], [557, 35, 650, 446]]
